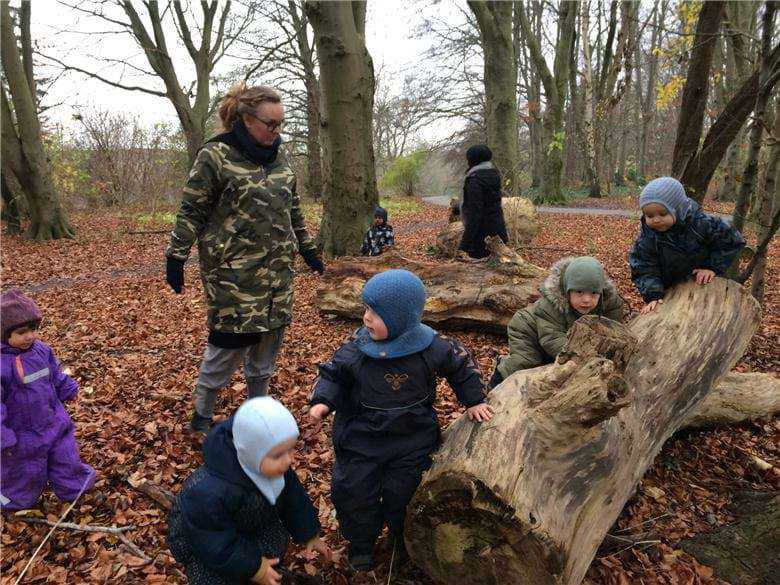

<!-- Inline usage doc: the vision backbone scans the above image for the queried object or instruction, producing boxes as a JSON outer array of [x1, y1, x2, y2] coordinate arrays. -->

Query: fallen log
[[684, 371, 780, 428], [436, 197, 539, 258], [682, 491, 780, 585], [405, 279, 760, 585], [316, 236, 545, 332]]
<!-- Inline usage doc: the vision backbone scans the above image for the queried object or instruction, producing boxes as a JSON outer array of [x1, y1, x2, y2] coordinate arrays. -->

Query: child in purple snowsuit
[[1, 289, 95, 510]]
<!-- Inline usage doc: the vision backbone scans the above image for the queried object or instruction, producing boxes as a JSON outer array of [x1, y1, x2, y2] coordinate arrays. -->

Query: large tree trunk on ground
[[405, 279, 760, 585], [306, 1, 379, 256], [468, 1, 519, 196], [315, 237, 545, 332], [682, 491, 779, 585], [686, 371, 780, 428]]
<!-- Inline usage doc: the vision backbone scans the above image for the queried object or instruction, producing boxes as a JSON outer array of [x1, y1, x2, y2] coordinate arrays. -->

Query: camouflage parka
[[166, 142, 317, 334]]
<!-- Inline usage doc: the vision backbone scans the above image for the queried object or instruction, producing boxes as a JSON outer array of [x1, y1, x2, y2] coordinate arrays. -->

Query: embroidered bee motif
[[384, 373, 409, 390]]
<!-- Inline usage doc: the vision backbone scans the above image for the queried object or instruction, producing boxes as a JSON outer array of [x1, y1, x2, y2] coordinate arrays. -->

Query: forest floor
[[1, 202, 777, 584]]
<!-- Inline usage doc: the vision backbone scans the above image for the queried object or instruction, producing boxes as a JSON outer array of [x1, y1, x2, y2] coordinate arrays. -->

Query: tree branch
[[39, 53, 167, 97]]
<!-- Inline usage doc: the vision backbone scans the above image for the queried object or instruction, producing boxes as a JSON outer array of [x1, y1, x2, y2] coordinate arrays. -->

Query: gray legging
[[193, 328, 285, 418]]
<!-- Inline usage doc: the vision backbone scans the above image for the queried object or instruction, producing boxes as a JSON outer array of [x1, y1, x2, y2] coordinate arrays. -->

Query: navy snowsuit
[[311, 332, 485, 554], [167, 418, 320, 585], [629, 203, 745, 302]]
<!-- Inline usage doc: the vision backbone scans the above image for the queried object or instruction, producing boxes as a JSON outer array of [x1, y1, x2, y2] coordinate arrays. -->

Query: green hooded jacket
[[166, 142, 316, 334], [497, 257, 625, 378]]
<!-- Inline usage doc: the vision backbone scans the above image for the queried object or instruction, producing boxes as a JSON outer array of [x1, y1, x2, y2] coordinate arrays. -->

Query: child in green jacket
[[490, 256, 625, 387]]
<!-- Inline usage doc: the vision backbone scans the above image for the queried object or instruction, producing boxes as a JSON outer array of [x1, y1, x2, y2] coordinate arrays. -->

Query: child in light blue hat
[[308, 269, 493, 572], [167, 397, 331, 584], [630, 177, 745, 313]]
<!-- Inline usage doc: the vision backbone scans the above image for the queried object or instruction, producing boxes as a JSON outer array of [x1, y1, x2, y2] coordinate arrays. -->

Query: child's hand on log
[[309, 404, 330, 420], [693, 268, 715, 285], [640, 299, 663, 314], [467, 403, 494, 422]]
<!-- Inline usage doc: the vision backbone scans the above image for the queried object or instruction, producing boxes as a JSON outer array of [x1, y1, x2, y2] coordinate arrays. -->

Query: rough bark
[[305, 0, 379, 256], [468, 1, 519, 195], [682, 491, 779, 585], [637, 0, 666, 181], [0, 3, 74, 240], [518, 1, 578, 204], [749, 99, 780, 302], [288, 0, 323, 200], [405, 279, 760, 585], [315, 237, 545, 332], [671, 1, 725, 195], [673, 2, 780, 203], [685, 371, 780, 429], [1, 171, 22, 234], [732, 1, 777, 234]]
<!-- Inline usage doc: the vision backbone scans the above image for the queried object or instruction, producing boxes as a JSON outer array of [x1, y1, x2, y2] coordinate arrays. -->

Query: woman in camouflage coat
[[165, 83, 324, 432]]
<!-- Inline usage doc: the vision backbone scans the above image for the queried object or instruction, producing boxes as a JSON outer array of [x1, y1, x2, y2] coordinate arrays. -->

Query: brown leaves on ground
[[0, 202, 776, 584]]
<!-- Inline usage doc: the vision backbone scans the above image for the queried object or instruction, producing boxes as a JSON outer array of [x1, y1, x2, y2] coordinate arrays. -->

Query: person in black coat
[[308, 269, 494, 572], [458, 144, 509, 259], [167, 398, 330, 585]]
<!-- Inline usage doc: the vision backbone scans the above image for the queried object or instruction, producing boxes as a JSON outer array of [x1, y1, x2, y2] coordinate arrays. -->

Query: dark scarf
[[209, 118, 282, 167]]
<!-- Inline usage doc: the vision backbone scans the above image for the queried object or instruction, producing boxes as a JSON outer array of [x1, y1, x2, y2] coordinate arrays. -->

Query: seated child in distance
[[308, 269, 493, 572], [0, 289, 96, 511], [490, 256, 625, 388], [629, 177, 745, 314], [361, 206, 395, 256], [167, 397, 330, 585]]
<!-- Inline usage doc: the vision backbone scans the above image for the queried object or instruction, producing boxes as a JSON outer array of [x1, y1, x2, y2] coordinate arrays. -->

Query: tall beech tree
[[467, 0, 519, 195], [305, 0, 379, 256], [672, 0, 780, 203], [1, 2, 74, 240], [518, 0, 578, 204]]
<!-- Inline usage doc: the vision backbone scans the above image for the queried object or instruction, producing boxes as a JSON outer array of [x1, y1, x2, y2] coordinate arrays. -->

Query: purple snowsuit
[[1, 340, 95, 510]]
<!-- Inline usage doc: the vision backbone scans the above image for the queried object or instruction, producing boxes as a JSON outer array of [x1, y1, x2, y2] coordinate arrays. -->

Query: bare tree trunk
[[749, 98, 780, 302], [305, 0, 379, 256], [671, 1, 725, 199], [1, 171, 22, 234], [732, 1, 777, 234], [288, 0, 323, 200], [529, 1, 543, 189], [468, 1, 519, 196], [0, 3, 74, 240], [406, 279, 760, 585], [639, 0, 666, 181], [518, 1, 578, 204], [673, 2, 780, 203]]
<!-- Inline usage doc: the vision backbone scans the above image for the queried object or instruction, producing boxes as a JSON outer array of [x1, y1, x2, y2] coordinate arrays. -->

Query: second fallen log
[[405, 279, 761, 585]]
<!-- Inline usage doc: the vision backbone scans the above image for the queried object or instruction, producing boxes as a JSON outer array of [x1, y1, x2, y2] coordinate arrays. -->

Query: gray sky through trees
[[32, 0, 451, 138]]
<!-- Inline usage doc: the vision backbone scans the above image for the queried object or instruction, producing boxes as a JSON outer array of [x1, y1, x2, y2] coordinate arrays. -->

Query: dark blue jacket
[[311, 333, 485, 458], [167, 419, 319, 583], [629, 204, 745, 302]]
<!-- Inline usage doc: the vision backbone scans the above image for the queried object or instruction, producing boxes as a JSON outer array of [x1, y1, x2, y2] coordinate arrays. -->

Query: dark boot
[[348, 543, 375, 572], [189, 411, 213, 433]]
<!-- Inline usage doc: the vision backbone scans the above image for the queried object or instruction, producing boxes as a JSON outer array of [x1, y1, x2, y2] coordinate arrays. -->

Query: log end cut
[[406, 472, 564, 585]]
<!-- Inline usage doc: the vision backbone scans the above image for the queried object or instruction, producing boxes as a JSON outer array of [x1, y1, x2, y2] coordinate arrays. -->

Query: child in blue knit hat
[[630, 177, 745, 314], [308, 269, 493, 572]]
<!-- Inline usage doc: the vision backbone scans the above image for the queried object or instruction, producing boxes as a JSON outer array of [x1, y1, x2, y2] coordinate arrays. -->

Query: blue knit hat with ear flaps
[[356, 269, 436, 359], [639, 177, 692, 223]]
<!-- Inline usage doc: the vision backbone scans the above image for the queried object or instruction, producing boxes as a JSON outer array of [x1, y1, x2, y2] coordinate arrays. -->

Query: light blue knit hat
[[233, 397, 298, 504], [639, 177, 692, 222]]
